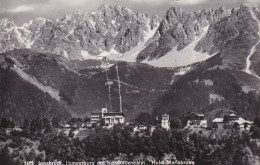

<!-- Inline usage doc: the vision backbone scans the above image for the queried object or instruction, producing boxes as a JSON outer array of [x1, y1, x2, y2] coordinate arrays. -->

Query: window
[[111, 119, 114, 123]]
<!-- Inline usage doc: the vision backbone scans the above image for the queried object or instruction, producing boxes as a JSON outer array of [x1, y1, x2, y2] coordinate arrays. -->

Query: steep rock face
[[0, 5, 161, 60], [153, 4, 260, 121], [0, 19, 24, 52], [0, 18, 52, 51], [195, 4, 260, 72], [1, 4, 260, 69], [137, 6, 231, 62]]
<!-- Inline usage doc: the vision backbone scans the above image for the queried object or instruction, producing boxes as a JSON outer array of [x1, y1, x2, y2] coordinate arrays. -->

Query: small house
[[185, 112, 206, 128], [149, 125, 158, 135], [82, 122, 92, 128], [213, 118, 225, 129], [225, 113, 239, 122], [185, 112, 204, 121], [133, 125, 148, 133], [213, 114, 253, 130], [60, 122, 71, 128], [90, 112, 102, 124], [233, 117, 253, 130]]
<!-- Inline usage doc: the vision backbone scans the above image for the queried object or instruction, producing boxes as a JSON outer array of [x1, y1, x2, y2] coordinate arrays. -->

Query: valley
[[1, 2, 260, 165], [0, 3, 260, 125]]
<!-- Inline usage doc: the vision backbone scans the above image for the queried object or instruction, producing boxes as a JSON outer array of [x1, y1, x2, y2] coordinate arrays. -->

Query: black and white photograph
[[0, 0, 260, 164]]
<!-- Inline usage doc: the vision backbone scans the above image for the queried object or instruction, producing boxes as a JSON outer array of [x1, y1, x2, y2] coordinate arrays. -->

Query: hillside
[[153, 53, 260, 121], [0, 49, 176, 124], [0, 54, 70, 123]]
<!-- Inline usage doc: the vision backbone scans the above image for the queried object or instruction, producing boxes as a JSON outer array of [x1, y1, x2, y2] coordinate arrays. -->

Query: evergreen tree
[[0, 146, 13, 165], [51, 117, 61, 128], [22, 119, 29, 129]]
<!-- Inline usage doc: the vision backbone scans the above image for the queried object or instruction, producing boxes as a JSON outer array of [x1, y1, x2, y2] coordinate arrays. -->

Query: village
[[1, 108, 258, 165], [1, 106, 255, 140], [0, 62, 256, 140], [24, 108, 252, 139]]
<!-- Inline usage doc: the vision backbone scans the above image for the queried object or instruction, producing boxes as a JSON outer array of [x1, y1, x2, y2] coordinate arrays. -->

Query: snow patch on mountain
[[98, 47, 120, 58], [20, 20, 33, 34], [69, 28, 74, 35], [89, 19, 96, 29], [242, 85, 255, 93], [203, 79, 214, 86], [104, 21, 159, 62], [170, 66, 191, 84], [15, 30, 32, 48], [63, 50, 69, 59], [143, 26, 213, 67], [175, 67, 191, 76], [111, 20, 116, 26], [0, 18, 8, 27], [81, 50, 96, 59], [209, 93, 225, 104], [14, 21, 35, 48]]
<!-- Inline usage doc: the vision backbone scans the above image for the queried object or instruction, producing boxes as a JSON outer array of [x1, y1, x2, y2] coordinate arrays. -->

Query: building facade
[[185, 112, 207, 128], [213, 114, 253, 130], [185, 112, 205, 121], [161, 114, 170, 131], [90, 108, 125, 128], [90, 112, 102, 124]]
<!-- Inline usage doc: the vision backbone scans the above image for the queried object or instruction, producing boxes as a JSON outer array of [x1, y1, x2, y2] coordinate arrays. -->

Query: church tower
[[161, 114, 170, 131]]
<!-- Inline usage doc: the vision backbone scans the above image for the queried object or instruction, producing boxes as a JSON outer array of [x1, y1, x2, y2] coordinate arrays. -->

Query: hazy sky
[[0, 0, 259, 25]]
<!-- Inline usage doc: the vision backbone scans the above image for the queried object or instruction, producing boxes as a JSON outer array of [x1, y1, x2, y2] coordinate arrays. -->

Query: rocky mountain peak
[[0, 18, 9, 25], [73, 9, 86, 16], [98, 4, 111, 11], [62, 9, 87, 22], [3, 4, 257, 68], [95, 4, 135, 18], [0, 18, 15, 28], [136, 5, 233, 63], [149, 15, 161, 30], [0, 4, 160, 60], [167, 6, 186, 18]]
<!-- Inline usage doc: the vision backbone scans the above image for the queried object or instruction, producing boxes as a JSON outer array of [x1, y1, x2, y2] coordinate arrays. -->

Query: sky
[[0, 0, 259, 25]]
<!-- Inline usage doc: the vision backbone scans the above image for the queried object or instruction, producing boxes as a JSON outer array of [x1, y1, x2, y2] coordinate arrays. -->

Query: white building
[[212, 114, 253, 130], [161, 114, 170, 131], [133, 125, 148, 133], [90, 112, 102, 124], [90, 108, 125, 128]]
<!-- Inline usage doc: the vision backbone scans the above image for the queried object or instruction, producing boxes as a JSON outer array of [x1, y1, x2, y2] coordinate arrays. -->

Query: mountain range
[[1, 3, 260, 124]]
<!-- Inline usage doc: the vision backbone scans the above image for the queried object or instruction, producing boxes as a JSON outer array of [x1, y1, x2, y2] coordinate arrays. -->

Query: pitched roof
[[162, 114, 169, 117], [234, 118, 253, 125], [213, 118, 224, 123], [103, 112, 124, 117], [186, 112, 204, 117]]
